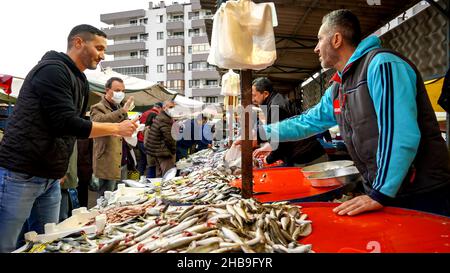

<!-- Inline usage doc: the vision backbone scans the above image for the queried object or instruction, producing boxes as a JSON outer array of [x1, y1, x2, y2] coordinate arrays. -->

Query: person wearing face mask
[[90, 77, 135, 197], [147, 100, 177, 177]]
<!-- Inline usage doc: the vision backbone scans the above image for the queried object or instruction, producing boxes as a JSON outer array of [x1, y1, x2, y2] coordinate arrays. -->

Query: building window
[[167, 46, 184, 56], [206, 80, 218, 87], [157, 65, 164, 73], [189, 11, 200, 19], [130, 36, 138, 41], [140, 50, 149, 57], [157, 81, 164, 86], [168, 31, 184, 39], [139, 33, 148, 41], [157, 32, 164, 40], [112, 66, 147, 76], [130, 19, 137, 25], [189, 80, 200, 88], [188, 46, 192, 54], [167, 63, 184, 73], [192, 43, 210, 54], [130, 52, 138, 57], [205, 97, 218, 103], [157, 48, 164, 56], [157, 15, 163, 23], [190, 62, 215, 71], [188, 28, 200, 37], [167, 80, 185, 90], [168, 14, 184, 22], [139, 18, 148, 24]]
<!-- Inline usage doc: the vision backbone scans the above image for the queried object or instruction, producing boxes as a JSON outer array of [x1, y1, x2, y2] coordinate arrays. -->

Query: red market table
[[296, 202, 450, 253]]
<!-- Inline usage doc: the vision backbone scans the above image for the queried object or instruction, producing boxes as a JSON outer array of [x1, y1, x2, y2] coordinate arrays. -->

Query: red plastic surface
[[230, 167, 341, 203], [296, 202, 450, 253]]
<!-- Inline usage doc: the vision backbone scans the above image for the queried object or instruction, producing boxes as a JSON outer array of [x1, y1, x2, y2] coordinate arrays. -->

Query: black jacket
[[146, 111, 176, 157], [260, 92, 325, 165], [0, 51, 92, 179]]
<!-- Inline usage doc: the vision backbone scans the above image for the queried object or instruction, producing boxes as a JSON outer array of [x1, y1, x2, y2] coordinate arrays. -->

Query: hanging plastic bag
[[221, 69, 240, 96], [224, 143, 241, 169], [208, 0, 277, 70]]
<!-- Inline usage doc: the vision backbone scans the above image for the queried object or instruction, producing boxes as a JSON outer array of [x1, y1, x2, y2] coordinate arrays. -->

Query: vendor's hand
[[59, 175, 67, 185], [122, 96, 135, 113], [253, 142, 273, 158], [333, 195, 383, 216], [116, 115, 139, 137]]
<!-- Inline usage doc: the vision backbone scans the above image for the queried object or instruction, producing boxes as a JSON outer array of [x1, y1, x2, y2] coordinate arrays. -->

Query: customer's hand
[[116, 116, 139, 137], [122, 96, 135, 113], [333, 195, 383, 216], [253, 142, 272, 158]]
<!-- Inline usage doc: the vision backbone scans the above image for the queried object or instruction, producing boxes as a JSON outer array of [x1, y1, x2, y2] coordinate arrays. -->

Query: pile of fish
[[18, 198, 313, 253], [159, 168, 240, 205], [177, 148, 241, 176]]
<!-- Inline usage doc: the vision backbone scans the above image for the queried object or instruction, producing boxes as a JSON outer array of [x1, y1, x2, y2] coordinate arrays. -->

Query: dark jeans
[[137, 142, 147, 176]]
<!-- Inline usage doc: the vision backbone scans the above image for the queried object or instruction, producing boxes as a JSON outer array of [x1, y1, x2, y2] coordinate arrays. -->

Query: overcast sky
[[0, 0, 184, 78]]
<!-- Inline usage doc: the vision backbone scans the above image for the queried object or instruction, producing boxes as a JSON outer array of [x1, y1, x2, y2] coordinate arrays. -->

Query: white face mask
[[112, 91, 125, 104], [166, 108, 175, 117]]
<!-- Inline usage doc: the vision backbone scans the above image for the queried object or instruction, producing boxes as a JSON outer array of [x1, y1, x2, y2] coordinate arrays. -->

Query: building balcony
[[167, 38, 184, 46], [191, 35, 209, 44], [100, 9, 146, 24], [166, 20, 184, 31], [191, 86, 221, 97], [166, 4, 184, 13], [106, 40, 146, 54], [191, 18, 206, 28], [191, 53, 209, 62], [191, 69, 219, 80], [167, 55, 184, 63], [102, 24, 146, 37], [166, 72, 185, 80], [101, 57, 146, 68]]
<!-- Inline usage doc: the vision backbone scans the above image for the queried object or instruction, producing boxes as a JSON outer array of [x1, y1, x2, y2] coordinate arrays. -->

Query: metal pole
[[240, 70, 253, 199]]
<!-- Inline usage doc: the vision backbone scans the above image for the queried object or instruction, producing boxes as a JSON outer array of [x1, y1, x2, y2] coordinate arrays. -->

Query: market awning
[[200, 0, 422, 89], [85, 68, 177, 111]]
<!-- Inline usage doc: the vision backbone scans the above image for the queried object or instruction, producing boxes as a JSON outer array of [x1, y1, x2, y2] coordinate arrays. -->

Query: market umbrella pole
[[240, 70, 253, 199]]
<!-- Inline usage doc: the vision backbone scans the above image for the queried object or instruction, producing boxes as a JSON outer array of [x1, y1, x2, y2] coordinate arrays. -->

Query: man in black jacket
[[0, 24, 138, 252], [251, 77, 327, 167]]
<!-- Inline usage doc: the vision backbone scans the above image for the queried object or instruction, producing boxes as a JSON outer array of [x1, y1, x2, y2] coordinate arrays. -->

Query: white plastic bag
[[221, 69, 240, 96], [224, 143, 241, 168], [208, 0, 277, 70]]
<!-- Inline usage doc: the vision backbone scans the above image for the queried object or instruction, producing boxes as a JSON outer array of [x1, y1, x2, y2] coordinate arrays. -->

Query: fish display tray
[[230, 167, 359, 203], [301, 160, 354, 177], [295, 202, 450, 253], [306, 166, 361, 187]]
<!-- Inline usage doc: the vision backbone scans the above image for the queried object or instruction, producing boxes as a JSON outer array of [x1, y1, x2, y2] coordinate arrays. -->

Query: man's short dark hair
[[154, 102, 163, 108], [105, 77, 124, 89], [322, 9, 361, 47], [67, 24, 107, 49], [252, 77, 273, 94]]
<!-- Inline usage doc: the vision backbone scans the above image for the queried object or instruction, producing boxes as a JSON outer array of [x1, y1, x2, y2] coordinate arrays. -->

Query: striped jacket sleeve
[[367, 53, 421, 204]]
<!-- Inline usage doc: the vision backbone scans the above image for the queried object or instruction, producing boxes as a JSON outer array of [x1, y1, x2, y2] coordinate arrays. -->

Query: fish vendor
[[260, 10, 450, 216]]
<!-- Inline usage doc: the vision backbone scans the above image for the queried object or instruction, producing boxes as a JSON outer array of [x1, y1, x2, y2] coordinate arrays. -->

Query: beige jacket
[[90, 96, 128, 180]]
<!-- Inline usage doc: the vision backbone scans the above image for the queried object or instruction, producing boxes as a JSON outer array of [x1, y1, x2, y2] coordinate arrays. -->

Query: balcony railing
[[191, 67, 216, 71], [167, 35, 185, 39], [113, 55, 144, 61], [112, 39, 147, 45], [190, 15, 213, 20], [102, 23, 146, 30], [167, 18, 184, 22]]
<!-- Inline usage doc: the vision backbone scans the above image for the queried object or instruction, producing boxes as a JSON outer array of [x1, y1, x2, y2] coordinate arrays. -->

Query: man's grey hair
[[322, 9, 361, 47], [252, 77, 274, 94]]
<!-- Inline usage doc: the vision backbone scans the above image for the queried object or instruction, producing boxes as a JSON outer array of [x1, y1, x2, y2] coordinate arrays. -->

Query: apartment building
[[100, 0, 223, 104]]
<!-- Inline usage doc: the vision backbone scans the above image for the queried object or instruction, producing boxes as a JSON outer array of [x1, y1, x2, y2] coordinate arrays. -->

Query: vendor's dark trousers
[[137, 142, 147, 176], [391, 185, 450, 217]]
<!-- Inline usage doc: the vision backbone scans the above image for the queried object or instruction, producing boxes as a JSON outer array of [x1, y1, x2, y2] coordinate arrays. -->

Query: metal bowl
[[301, 160, 354, 177], [307, 166, 361, 187]]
